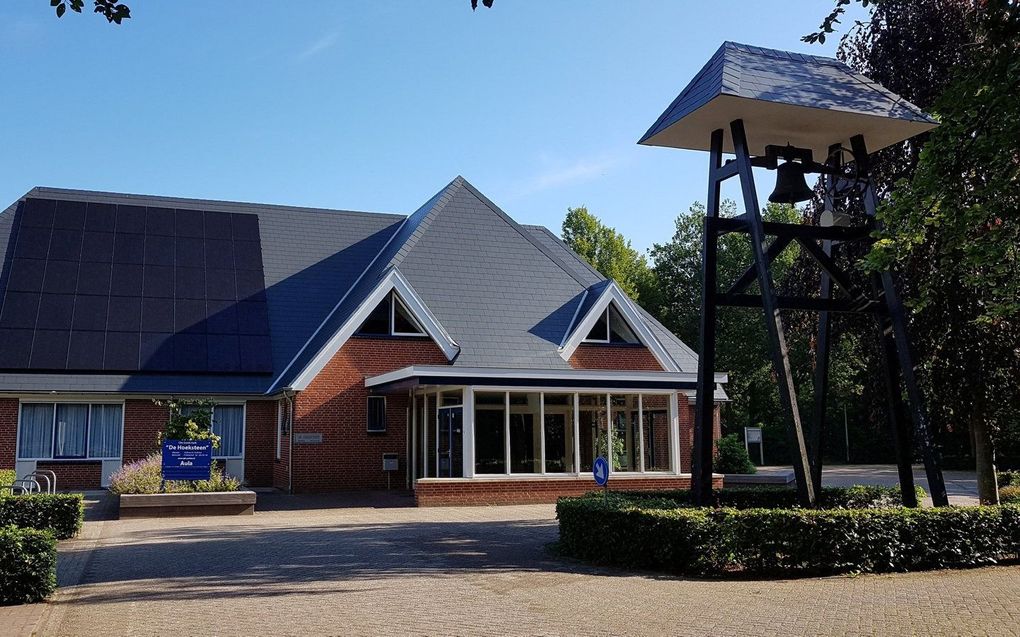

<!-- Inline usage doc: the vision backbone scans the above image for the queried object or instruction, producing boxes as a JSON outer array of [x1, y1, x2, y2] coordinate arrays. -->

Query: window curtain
[[212, 405, 244, 457], [54, 404, 88, 458], [88, 404, 123, 458], [18, 403, 54, 459]]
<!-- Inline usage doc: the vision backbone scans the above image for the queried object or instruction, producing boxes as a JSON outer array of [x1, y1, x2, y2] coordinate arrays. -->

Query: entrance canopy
[[365, 365, 728, 394]]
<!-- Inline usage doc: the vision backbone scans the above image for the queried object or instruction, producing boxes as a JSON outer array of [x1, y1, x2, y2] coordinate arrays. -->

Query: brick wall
[[569, 344, 663, 371], [679, 401, 723, 472], [122, 399, 169, 464], [244, 400, 276, 487], [292, 336, 449, 492], [35, 461, 102, 490], [0, 398, 17, 470], [415, 474, 725, 506]]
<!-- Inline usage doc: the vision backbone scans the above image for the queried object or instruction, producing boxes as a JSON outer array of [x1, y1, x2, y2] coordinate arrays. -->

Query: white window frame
[[582, 307, 611, 343], [462, 388, 681, 478], [15, 400, 125, 462], [209, 403, 246, 460], [367, 396, 387, 433], [390, 293, 427, 337]]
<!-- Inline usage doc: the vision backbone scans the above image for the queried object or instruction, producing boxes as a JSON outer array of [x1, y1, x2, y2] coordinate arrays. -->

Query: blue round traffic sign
[[592, 456, 609, 486]]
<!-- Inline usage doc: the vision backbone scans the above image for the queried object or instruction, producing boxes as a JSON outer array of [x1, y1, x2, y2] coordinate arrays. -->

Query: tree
[[808, 0, 1020, 501], [48, 0, 130, 23], [561, 206, 659, 308]]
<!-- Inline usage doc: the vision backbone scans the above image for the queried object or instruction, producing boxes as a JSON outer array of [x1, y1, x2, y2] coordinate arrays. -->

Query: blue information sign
[[161, 440, 213, 481], [593, 456, 609, 486]]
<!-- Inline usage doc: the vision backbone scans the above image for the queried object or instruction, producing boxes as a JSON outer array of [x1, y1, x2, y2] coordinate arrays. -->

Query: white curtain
[[88, 404, 123, 458], [18, 403, 54, 459], [54, 404, 88, 458], [212, 405, 244, 458]]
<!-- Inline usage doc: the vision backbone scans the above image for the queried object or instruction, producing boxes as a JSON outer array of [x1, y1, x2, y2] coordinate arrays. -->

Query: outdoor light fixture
[[638, 41, 949, 509]]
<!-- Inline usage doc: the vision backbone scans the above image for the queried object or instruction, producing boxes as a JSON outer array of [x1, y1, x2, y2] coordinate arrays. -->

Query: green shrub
[[556, 496, 1020, 577], [109, 453, 241, 495], [618, 485, 925, 509], [0, 494, 83, 540], [998, 470, 1020, 488], [0, 469, 15, 488], [1000, 485, 1020, 505], [0, 525, 57, 605], [715, 434, 757, 474]]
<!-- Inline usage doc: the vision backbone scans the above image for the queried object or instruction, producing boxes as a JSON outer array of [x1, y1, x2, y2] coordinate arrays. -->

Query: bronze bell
[[768, 161, 814, 204]]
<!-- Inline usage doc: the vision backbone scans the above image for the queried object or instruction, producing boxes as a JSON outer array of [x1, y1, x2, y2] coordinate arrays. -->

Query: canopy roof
[[639, 41, 937, 158]]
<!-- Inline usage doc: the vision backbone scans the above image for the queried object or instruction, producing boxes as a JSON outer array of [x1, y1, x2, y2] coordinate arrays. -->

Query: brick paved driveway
[[31, 493, 1020, 636]]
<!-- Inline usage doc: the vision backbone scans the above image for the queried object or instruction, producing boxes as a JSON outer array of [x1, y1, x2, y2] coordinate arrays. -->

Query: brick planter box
[[118, 491, 257, 518]]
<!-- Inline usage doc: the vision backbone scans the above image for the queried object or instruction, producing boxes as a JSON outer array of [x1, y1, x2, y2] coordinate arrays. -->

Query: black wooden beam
[[852, 134, 948, 507], [714, 217, 873, 242], [731, 119, 817, 508], [716, 293, 882, 313], [691, 128, 725, 506], [795, 236, 867, 300], [725, 236, 794, 295]]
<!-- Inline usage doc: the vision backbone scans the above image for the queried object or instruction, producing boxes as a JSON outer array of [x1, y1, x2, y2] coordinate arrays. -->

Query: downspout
[[284, 390, 295, 495]]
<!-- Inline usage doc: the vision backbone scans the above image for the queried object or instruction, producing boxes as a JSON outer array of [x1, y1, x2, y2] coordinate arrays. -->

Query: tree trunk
[[972, 412, 998, 505]]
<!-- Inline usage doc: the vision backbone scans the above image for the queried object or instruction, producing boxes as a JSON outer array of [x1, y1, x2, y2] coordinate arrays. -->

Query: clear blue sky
[[0, 1, 860, 253]]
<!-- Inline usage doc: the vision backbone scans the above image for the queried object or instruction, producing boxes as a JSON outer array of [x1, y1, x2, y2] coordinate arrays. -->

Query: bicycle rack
[[25, 470, 56, 494], [6, 478, 41, 495], [24, 468, 56, 495]]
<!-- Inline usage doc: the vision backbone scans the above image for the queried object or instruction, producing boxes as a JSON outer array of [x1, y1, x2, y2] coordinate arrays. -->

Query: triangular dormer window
[[583, 304, 639, 344], [356, 291, 426, 337]]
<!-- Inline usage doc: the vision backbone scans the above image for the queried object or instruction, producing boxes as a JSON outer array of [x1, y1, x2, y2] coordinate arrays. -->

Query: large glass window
[[18, 403, 123, 460], [642, 394, 671, 471], [509, 393, 541, 473], [18, 403, 54, 459], [211, 405, 244, 458], [88, 404, 123, 459], [578, 394, 607, 472], [543, 393, 574, 473], [474, 392, 505, 474], [610, 395, 639, 471]]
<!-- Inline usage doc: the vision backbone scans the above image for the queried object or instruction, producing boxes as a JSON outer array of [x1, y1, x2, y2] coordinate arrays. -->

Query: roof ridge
[[386, 176, 463, 269], [15, 186, 404, 220]]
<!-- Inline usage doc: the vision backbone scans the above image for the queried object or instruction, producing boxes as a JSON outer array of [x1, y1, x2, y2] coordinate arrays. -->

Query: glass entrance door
[[436, 406, 463, 478]]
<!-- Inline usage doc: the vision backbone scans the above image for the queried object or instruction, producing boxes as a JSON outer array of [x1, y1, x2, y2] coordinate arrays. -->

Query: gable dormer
[[559, 281, 679, 372]]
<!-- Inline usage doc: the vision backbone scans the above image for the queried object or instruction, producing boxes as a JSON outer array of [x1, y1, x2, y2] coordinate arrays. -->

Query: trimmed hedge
[[0, 525, 57, 605], [618, 485, 925, 510], [0, 469, 15, 487], [0, 494, 84, 540], [556, 495, 1020, 576]]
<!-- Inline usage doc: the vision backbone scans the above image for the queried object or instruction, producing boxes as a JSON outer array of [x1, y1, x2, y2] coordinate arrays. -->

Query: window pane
[[54, 404, 88, 458], [584, 309, 608, 341], [474, 392, 505, 474], [544, 393, 574, 473], [440, 390, 462, 406], [509, 393, 541, 473], [88, 404, 123, 458], [608, 305, 639, 344], [610, 394, 639, 471], [212, 405, 244, 457], [357, 295, 391, 335], [578, 394, 607, 472], [367, 397, 386, 432], [393, 295, 425, 335], [642, 394, 672, 471], [18, 403, 54, 459]]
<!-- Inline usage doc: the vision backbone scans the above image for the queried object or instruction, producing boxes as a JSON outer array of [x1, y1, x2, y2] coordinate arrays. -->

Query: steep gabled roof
[[0, 178, 708, 394]]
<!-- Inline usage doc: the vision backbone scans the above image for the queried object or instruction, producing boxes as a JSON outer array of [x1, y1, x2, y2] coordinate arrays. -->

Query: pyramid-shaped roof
[[639, 41, 937, 157]]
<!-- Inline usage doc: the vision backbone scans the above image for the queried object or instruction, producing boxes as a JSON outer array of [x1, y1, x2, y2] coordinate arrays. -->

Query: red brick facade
[[290, 336, 449, 492], [415, 474, 725, 506], [243, 400, 276, 486], [0, 398, 16, 470], [123, 399, 169, 464], [35, 461, 102, 490], [568, 344, 663, 371]]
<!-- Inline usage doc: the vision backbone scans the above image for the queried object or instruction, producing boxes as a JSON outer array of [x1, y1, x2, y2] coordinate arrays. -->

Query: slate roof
[[0, 178, 702, 395], [639, 41, 937, 157]]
